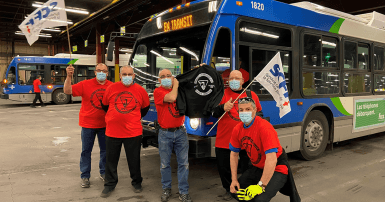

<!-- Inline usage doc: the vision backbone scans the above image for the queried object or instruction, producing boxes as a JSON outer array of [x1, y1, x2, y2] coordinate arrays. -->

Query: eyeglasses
[[95, 70, 108, 73], [239, 97, 255, 104], [159, 74, 173, 79]]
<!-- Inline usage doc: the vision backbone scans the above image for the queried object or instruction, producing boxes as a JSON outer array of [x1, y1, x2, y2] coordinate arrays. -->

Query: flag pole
[[66, 25, 72, 60], [205, 78, 257, 136]]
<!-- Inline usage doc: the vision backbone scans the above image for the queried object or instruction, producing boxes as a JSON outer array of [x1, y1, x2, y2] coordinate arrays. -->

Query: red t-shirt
[[33, 79, 41, 93], [102, 82, 150, 138], [230, 117, 288, 175], [154, 86, 185, 129], [221, 68, 250, 86], [216, 88, 262, 149], [72, 78, 113, 128]]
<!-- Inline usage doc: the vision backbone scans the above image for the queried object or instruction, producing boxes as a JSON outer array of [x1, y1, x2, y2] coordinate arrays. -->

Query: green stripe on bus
[[331, 97, 352, 116], [329, 18, 345, 34], [67, 59, 79, 65]]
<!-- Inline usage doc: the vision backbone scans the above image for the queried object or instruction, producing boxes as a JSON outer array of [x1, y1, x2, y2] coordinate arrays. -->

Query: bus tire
[[52, 89, 70, 105], [299, 110, 329, 160]]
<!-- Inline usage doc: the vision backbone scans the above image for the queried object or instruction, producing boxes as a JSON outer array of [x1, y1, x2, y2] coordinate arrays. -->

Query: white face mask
[[122, 76, 133, 86]]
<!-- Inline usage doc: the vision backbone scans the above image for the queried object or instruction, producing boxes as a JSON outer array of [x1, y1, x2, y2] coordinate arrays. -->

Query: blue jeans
[[158, 128, 189, 194], [80, 127, 106, 179]]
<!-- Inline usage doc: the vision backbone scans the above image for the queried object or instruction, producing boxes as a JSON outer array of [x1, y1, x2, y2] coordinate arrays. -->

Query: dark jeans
[[80, 127, 106, 179], [236, 166, 287, 202], [32, 93, 44, 105], [216, 147, 250, 192], [104, 135, 143, 190]]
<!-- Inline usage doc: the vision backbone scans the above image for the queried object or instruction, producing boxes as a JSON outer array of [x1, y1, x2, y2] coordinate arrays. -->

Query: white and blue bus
[[130, 0, 385, 160], [1, 53, 130, 104]]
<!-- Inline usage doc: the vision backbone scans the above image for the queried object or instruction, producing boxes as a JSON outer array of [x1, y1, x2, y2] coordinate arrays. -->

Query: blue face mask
[[229, 80, 241, 90], [96, 72, 107, 81], [161, 78, 172, 87], [239, 111, 253, 124], [122, 76, 133, 86]]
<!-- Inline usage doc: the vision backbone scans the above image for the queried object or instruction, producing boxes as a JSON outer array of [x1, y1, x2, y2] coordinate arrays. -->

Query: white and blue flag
[[18, 0, 67, 46], [255, 52, 291, 118]]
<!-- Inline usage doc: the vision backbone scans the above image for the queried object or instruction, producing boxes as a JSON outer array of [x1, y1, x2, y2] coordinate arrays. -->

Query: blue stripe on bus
[[219, 0, 340, 33]]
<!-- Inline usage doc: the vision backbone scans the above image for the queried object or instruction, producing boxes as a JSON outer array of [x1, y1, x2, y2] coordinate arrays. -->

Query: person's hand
[[236, 185, 264, 201], [173, 78, 179, 87], [66, 65, 75, 77], [230, 180, 240, 193], [29, 90, 32, 94], [224, 98, 234, 112], [42, 91, 45, 94]]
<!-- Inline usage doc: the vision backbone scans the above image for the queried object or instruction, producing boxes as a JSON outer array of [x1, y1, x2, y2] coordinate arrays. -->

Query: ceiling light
[[150, 50, 174, 64], [15, 32, 52, 38], [180, 47, 199, 61], [32, 2, 89, 15], [42, 28, 61, 32], [240, 27, 279, 39]]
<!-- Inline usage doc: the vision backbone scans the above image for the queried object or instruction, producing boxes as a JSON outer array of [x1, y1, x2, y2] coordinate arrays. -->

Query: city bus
[[1, 53, 129, 104], [128, 0, 385, 160]]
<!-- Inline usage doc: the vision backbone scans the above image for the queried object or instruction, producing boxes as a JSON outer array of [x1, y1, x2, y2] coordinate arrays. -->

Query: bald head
[[158, 69, 174, 88], [229, 70, 244, 91], [120, 65, 135, 83], [159, 69, 172, 77], [229, 70, 242, 79]]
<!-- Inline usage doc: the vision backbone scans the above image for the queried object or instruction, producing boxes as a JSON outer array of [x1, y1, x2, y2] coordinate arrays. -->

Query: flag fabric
[[255, 52, 291, 118], [19, 0, 67, 46]]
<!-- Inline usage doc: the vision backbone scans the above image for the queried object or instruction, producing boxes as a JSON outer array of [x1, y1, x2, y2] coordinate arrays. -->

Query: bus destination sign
[[163, 15, 193, 32]]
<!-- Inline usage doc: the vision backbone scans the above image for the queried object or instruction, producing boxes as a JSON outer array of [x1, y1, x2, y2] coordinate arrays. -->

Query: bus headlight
[[190, 118, 200, 130]]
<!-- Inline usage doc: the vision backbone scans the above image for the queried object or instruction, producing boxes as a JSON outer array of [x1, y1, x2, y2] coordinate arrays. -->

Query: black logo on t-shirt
[[168, 102, 182, 118], [90, 89, 106, 110], [241, 136, 262, 165], [114, 91, 138, 114]]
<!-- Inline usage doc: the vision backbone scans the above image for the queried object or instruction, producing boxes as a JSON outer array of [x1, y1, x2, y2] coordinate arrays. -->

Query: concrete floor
[[1, 99, 385, 202]]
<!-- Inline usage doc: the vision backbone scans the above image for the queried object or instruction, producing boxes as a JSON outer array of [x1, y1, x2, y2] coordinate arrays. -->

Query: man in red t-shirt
[[212, 70, 262, 201], [154, 69, 192, 202], [64, 63, 113, 188], [30, 75, 46, 108], [229, 97, 289, 201], [100, 66, 150, 198]]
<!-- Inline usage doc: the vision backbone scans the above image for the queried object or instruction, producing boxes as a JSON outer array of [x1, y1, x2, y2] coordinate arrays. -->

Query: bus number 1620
[[251, 1, 264, 11]]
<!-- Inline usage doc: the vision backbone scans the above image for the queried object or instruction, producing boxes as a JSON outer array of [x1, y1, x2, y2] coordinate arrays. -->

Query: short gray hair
[[120, 65, 134, 73], [238, 98, 256, 109], [96, 63, 108, 68]]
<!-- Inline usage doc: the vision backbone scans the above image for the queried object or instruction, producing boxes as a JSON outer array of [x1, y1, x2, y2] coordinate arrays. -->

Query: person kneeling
[[229, 97, 300, 202]]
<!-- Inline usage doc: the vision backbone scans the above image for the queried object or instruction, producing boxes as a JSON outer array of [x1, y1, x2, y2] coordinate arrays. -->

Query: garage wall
[[0, 41, 48, 82]]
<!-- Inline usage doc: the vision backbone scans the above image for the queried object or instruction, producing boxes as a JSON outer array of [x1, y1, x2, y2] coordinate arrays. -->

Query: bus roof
[[140, 0, 385, 44]]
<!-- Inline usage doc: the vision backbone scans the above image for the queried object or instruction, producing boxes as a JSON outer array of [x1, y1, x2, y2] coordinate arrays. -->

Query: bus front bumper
[[142, 126, 215, 158], [1, 94, 9, 99]]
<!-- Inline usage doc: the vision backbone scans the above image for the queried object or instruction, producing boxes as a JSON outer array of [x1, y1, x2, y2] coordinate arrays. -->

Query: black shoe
[[81, 178, 90, 188], [179, 194, 192, 202], [30, 105, 36, 108], [161, 188, 172, 202], [134, 184, 142, 193], [222, 191, 233, 201], [100, 187, 114, 198], [99, 174, 106, 181]]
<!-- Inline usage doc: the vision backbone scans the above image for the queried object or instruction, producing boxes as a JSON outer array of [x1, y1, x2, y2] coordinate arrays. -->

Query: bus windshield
[[130, 25, 210, 93]]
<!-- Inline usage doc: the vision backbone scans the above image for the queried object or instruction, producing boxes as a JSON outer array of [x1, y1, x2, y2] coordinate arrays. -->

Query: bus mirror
[[107, 41, 115, 62]]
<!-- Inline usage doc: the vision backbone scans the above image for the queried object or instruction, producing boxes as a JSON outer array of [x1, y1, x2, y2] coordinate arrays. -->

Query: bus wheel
[[52, 89, 70, 105], [299, 110, 329, 160]]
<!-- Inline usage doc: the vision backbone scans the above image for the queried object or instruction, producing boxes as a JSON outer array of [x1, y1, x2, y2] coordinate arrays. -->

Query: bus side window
[[50, 65, 67, 84], [7, 66, 16, 84], [18, 64, 45, 85]]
